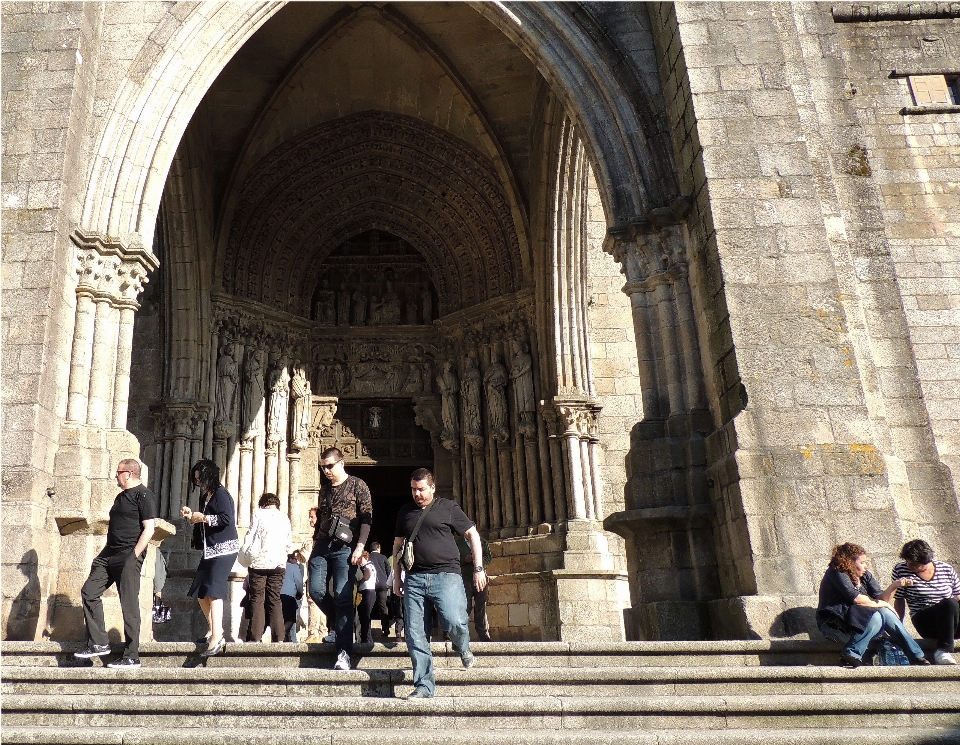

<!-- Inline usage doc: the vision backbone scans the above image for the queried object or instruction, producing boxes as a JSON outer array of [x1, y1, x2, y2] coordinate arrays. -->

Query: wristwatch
[[474, 566, 485, 573]]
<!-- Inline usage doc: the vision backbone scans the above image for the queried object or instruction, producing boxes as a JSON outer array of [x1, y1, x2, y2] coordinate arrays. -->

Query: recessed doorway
[[351, 465, 423, 552]]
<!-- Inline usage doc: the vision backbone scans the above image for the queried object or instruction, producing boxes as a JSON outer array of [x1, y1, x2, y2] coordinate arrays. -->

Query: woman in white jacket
[[243, 493, 293, 642]]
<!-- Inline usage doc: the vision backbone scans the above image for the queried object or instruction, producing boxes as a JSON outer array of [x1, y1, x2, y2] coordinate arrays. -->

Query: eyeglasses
[[320, 460, 342, 471]]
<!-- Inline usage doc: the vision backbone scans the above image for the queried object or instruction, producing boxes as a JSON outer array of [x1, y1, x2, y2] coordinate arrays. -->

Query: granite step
[[4, 692, 960, 730], [2, 727, 959, 745], [4, 664, 958, 698], [0, 639, 894, 669], [3, 727, 960, 745]]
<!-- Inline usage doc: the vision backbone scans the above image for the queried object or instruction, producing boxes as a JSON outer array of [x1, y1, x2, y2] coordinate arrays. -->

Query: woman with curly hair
[[817, 542, 930, 667]]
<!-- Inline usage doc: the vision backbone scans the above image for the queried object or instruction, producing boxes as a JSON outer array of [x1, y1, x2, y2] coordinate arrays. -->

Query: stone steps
[[4, 727, 959, 745], [0, 639, 856, 668], [4, 664, 958, 698], [5, 692, 960, 729], [4, 641, 959, 744]]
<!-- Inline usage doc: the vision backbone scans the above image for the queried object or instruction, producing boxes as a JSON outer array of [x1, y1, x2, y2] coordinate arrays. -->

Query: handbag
[[399, 499, 435, 572], [874, 636, 910, 666], [152, 595, 172, 624], [238, 523, 261, 568], [325, 486, 354, 545]]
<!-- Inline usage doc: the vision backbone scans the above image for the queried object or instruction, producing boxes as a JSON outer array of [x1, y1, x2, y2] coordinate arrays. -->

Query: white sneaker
[[323, 632, 336, 643], [334, 650, 351, 670], [933, 650, 958, 665]]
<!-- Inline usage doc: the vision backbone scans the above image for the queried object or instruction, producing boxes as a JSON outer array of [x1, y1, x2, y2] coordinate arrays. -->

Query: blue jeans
[[308, 541, 354, 656], [403, 571, 472, 696], [823, 607, 925, 662]]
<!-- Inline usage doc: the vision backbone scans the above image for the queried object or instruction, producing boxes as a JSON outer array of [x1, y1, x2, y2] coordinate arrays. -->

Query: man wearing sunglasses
[[75, 459, 157, 668], [309, 447, 373, 670]]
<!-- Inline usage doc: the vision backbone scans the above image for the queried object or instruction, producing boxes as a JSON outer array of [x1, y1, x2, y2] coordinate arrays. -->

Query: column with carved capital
[[112, 262, 150, 428], [553, 400, 589, 520], [86, 255, 121, 427], [66, 251, 100, 423]]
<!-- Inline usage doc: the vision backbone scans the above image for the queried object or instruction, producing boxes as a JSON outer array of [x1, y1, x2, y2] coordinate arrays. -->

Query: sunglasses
[[320, 459, 343, 471]]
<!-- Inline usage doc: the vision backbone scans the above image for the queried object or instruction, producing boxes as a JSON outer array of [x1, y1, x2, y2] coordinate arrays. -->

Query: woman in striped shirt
[[892, 539, 960, 665]]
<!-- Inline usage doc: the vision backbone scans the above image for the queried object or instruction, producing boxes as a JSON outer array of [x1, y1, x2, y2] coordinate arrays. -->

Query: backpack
[[874, 636, 910, 666]]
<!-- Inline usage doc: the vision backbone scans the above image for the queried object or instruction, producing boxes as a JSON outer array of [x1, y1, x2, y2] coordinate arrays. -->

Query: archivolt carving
[[222, 111, 522, 318]]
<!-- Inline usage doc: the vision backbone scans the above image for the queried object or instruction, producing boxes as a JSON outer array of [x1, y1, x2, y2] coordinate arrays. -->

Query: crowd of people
[[73, 453, 958, 688]]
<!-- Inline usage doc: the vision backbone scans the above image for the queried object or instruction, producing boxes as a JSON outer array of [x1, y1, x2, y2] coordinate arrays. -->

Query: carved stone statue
[[511, 341, 536, 434], [214, 343, 239, 431], [352, 289, 367, 326], [331, 362, 347, 394], [290, 363, 312, 450], [382, 281, 401, 325], [369, 294, 383, 325], [314, 281, 335, 325], [421, 287, 432, 325], [461, 355, 483, 448], [336, 281, 351, 326], [438, 361, 459, 446], [240, 348, 265, 441], [484, 352, 509, 443], [403, 293, 418, 325], [266, 358, 290, 447]]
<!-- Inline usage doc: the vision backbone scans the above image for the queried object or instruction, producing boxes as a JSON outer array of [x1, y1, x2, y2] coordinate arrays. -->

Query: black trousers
[[463, 572, 490, 640], [912, 598, 960, 651], [358, 589, 376, 643], [81, 549, 144, 658]]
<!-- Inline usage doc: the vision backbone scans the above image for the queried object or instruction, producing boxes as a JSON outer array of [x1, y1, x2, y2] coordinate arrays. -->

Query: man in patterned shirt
[[892, 539, 960, 665], [308, 447, 373, 670]]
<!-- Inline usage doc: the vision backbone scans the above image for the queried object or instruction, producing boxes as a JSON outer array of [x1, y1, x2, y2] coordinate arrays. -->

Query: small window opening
[[908, 74, 960, 106]]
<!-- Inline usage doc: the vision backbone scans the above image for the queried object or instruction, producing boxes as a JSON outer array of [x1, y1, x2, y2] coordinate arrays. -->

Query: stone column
[[111, 260, 150, 429], [238, 442, 254, 528], [86, 259, 121, 428], [66, 287, 97, 422], [554, 402, 589, 520]]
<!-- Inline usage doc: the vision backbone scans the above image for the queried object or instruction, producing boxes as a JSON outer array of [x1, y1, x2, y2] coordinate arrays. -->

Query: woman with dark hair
[[181, 459, 239, 657], [242, 492, 293, 643], [817, 542, 929, 667], [892, 539, 960, 665]]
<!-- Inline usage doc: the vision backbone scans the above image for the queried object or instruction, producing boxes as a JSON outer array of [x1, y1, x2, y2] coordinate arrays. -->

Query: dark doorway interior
[[351, 465, 419, 552]]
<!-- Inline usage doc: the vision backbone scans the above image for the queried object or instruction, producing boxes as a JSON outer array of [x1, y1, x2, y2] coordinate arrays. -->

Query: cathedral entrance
[[350, 466, 420, 555]]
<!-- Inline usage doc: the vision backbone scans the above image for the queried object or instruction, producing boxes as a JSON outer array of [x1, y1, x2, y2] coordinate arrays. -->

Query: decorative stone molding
[[221, 111, 523, 317], [832, 2, 960, 22], [604, 218, 690, 291]]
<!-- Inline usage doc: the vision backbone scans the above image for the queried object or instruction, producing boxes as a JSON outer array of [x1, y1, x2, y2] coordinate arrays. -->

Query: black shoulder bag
[[325, 483, 354, 546], [399, 499, 435, 572]]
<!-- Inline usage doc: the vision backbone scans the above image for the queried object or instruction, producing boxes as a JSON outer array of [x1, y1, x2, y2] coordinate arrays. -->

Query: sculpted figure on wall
[[352, 289, 367, 326], [314, 281, 335, 325], [511, 341, 537, 435], [214, 343, 239, 431], [461, 354, 484, 448], [337, 281, 351, 326], [266, 357, 290, 447], [383, 281, 401, 325], [484, 352, 509, 444], [438, 361, 460, 449], [241, 347, 265, 441], [290, 362, 312, 450]]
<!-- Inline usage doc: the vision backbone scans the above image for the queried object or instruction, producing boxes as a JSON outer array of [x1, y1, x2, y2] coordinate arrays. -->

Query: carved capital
[[71, 230, 158, 308], [603, 205, 691, 288], [548, 397, 602, 439]]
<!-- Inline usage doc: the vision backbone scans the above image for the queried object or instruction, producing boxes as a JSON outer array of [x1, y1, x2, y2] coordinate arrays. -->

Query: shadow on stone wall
[[5, 550, 41, 640], [769, 606, 817, 638]]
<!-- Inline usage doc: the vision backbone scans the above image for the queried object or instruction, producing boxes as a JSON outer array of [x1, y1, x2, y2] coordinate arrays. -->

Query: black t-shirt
[[368, 551, 391, 590], [105, 485, 158, 552], [394, 497, 474, 575]]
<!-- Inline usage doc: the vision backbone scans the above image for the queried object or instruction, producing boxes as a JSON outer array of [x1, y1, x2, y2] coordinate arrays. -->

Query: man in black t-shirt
[[75, 459, 157, 668], [393, 468, 487, 699]]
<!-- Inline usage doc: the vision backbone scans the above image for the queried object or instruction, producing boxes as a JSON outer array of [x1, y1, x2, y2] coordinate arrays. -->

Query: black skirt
[[188, 554, 237, 600]]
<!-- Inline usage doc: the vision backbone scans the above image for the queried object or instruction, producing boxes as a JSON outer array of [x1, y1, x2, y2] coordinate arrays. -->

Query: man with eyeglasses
[[75, 459, 157, 668], [309, 447, 373, 670]]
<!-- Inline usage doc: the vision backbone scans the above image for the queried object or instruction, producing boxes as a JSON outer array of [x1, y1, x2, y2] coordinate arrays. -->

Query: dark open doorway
[[351, 465, 419, 552]]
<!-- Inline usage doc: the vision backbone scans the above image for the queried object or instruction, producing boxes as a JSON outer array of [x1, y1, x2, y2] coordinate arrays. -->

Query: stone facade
[[3, 2, 957, 644]]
